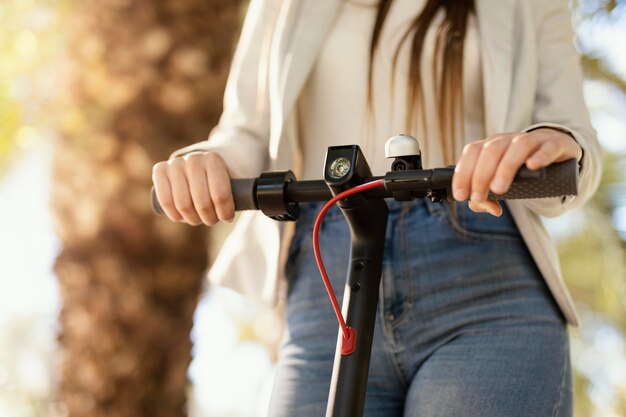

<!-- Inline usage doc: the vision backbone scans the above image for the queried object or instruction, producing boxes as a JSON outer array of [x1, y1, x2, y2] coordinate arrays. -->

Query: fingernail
[[528, 157, 543, 168], [470, 192, 482, 202], [453, 188, 465, 201], [225, 217, 234, 223], [491, 178, 506, 193], [488, 206, 503, 217], [468, 203, 486, 213]]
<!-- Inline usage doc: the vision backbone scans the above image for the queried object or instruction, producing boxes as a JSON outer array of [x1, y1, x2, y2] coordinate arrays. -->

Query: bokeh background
[[0, 0, 625, 416]]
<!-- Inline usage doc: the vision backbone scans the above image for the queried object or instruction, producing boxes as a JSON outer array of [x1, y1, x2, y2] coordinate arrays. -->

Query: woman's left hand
[[451, 127, 583, 216]]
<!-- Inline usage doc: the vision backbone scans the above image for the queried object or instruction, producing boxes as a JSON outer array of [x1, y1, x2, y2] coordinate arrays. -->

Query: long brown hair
[[368, 0, 475, 164]]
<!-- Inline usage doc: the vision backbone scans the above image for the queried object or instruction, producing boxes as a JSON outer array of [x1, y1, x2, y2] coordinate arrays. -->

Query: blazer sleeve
[[518, 0, 602, 218], [169, 0, 281, 178]]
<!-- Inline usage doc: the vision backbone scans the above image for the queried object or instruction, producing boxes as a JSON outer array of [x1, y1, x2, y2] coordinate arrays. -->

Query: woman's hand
[[452, 128, 583, 216], [152, 151, 235, 226]]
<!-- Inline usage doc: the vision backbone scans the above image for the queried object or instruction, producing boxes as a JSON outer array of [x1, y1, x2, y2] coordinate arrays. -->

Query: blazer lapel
[[269, 0, 341, 158], [475, 0, 516, 134]]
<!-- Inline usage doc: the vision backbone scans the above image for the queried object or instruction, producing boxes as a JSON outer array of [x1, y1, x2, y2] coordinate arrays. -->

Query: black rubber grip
[[150, 178, 258, 216], [231, 178, 258, 210], [489, 159, 579, 200]]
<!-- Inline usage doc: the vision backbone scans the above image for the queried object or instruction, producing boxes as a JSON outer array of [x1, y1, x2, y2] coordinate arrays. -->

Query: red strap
[[312, 179, 384, 356]]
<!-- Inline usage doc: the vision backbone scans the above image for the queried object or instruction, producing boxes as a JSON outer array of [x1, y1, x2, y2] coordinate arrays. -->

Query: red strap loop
[[312, 179, 384, 356]]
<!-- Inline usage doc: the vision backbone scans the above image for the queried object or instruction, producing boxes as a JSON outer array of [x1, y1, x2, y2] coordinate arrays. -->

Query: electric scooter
[[152, 134, 578, 417]]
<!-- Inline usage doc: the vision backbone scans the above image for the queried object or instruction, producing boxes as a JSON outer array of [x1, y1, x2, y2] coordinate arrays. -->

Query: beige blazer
[[172, 0, 602, 326]]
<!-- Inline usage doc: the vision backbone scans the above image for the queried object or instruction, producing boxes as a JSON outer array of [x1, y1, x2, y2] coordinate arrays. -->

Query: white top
[[298, 0, 485, 178]]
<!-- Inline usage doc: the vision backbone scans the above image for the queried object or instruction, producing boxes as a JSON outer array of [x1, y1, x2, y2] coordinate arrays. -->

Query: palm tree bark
[[51, 1, 242, 416]]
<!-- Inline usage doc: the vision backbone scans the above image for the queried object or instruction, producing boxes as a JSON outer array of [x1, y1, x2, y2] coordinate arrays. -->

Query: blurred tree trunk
[[51, 1, 242, 416]]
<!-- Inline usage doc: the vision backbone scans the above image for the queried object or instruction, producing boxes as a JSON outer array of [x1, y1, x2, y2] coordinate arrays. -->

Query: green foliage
[[0, 0, 66, 176], [561, 151, 626, 416]]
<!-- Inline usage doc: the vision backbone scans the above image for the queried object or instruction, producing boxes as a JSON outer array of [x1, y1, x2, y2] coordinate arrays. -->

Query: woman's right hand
[[152, 151, 235, 226]]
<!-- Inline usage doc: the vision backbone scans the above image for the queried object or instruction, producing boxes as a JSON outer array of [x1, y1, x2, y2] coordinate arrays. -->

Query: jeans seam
[[378, 261, 410, 387], [551, 345, 568, 417], [377, 302, 410, 387], [391, 203, 415, 326]]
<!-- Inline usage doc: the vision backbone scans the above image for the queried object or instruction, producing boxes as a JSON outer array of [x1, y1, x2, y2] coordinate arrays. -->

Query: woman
[[152, 0, 602, 415]]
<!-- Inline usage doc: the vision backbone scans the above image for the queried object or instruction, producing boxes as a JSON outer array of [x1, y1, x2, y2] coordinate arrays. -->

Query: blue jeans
[[268, 199, 572, 417]]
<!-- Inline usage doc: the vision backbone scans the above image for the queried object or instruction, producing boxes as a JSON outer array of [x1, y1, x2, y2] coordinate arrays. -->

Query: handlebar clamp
[[256, 171, 300, 221]]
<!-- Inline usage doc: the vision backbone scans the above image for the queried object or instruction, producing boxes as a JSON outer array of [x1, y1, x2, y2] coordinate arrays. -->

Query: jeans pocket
[[446, 201, 523, 243]]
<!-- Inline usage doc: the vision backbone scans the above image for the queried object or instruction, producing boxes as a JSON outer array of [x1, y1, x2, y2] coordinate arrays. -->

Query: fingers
[[469, 137, 509, 202], [151, 151, 233, 226], [490, 133, 542, 194], [185, 154, 218, 226], [468, 200, 502, 217], [452, 141, 483, 201], [453, 133, 525, 217], [455, 139, 505, 217], [455, 139, 504, 216], [452, 135, 510, 204], [168, 158, 203, 226], [454, 129, 581, 218], [525, 138, 563, 170], [205, 153, 235, 223], [152, 162, 182, 222]]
